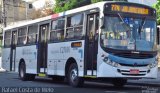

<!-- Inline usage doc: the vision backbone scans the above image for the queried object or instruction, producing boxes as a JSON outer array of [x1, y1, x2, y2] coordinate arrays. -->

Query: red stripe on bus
[[51, 14, 59, 19]]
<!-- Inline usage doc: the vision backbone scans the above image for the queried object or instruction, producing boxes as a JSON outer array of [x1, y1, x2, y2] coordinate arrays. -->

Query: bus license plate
[[130, 69, 139, 74]]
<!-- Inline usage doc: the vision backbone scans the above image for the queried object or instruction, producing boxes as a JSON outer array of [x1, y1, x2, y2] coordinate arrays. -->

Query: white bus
[[2, 1, 158, 87]]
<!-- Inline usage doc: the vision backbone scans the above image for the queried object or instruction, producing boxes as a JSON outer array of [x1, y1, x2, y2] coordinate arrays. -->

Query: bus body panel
[[1, 1, 158, 81], [47, 40, 85, 76], [16, 45, 37, 74], [2, 48, 11, 71], [97, 47, 158, 79]]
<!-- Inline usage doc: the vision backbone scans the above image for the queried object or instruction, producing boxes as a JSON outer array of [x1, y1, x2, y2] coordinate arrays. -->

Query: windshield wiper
[[117, 13, 131, 31], [140, 17, 146, 31], [118, 13, 125, 23], [138, 17, 146, 39]]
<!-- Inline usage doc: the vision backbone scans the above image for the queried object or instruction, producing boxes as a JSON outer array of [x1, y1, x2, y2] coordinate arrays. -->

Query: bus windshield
[[101, 15, 157, 51]]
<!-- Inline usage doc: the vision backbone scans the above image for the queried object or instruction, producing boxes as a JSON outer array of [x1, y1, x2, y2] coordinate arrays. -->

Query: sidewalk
[[0, 68, 6, 72], [128, 68, 160, 86]]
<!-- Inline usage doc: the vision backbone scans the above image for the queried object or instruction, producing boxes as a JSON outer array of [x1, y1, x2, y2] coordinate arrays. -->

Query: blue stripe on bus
[[78, 49, 83, 58], [108, 54, 155, 65]]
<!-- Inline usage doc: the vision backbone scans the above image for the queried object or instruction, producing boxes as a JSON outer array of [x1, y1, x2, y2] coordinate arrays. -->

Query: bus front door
[[37, 24, 49, 73], [10, 30, 17, 71], [85, 13, 99, 76]]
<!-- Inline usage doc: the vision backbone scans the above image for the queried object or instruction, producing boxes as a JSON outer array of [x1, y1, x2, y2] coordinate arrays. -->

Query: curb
[[128, 79, 160, 87], [127, 81, 160, 87]]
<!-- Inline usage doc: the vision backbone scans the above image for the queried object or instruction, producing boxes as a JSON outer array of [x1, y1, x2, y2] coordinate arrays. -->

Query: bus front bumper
[[97, 62, 158, 79]]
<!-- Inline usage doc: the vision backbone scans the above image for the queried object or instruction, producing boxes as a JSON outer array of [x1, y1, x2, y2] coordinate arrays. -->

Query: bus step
[[38, 73, 46, 77], [84, 75, 96, 78], [87, 70, 97, 75]]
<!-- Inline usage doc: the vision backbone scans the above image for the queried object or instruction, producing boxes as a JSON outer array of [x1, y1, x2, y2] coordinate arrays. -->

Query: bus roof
[[4, 1, 154, 31]]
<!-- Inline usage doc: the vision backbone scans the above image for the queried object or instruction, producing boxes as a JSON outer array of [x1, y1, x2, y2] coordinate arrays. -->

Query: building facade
[[1, 0, 35, 26]]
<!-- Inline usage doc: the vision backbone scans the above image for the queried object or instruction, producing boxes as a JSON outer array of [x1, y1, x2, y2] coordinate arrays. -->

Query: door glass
[[12, 31, 17, 45], [38, 24, 49, 70], [41, 26, 47, 42], [88, 15, 95, 40], [86, 13, 99, 71]]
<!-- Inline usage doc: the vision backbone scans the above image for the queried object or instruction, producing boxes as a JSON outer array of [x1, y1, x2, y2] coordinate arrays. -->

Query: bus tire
[[112, 78, 127, 88], [19, 62, 35, 81], [67, 63, 84, 87]]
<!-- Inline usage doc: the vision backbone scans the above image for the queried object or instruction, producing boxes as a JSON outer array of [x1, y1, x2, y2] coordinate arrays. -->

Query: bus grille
[[117, 69, 148, 76], [119, 63, 148, 67], [114, 53, 154, 59]]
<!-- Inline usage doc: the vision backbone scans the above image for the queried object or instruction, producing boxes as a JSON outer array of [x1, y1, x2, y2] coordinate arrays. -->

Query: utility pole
[[3, 0, 6, 27]]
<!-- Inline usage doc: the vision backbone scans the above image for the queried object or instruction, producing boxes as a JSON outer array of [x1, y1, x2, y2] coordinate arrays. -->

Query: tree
[[29, 0, 54, 19], [54, 0, 127, 13], [91, 0, 127, 3], [153, 0, 160, 25], [91, 0, 103, 3], [54, 0, 90, 13]]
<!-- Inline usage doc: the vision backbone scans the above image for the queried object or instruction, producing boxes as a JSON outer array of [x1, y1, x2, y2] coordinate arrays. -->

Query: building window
[[29, 4, 33, 9]]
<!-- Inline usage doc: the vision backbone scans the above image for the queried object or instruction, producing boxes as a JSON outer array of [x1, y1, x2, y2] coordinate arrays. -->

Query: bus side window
[[17, 27, 27, 46], [66, 13, 84, 40], [4, 31, 11, 47], [50, 18, 65, 42], [28, 24, 38, 44]]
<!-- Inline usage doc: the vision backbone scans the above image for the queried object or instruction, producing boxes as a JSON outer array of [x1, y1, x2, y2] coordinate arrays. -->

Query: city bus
[[2, 1, 158, 87]]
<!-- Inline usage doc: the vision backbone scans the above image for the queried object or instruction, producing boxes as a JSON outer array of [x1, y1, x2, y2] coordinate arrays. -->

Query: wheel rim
[[20, 66, 24, 78], [70, 68, 78, 83]]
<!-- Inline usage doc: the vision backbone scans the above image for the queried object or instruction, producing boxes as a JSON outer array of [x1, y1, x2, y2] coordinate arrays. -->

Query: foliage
[[54, 0, 128, 13], [54, 0, 90, 13], [153, 0, 160, 25], [91, 0, 103, 3], [91, 0, 127, 3]]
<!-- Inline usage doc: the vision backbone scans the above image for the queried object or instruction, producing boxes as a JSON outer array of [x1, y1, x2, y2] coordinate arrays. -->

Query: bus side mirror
[[157, 27, 160, 45], [100, 17, 105, 29]]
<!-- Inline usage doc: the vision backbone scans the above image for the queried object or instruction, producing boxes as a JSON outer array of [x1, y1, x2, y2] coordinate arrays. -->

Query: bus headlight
[[103, 57, 121, 67], [148, 62, 157, 69]]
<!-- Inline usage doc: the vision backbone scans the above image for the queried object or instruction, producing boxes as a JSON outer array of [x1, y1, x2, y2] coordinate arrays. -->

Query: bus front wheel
[[67, 63, 84, 87], [112, 78, 127, 87], [19, 62, 35, 81]]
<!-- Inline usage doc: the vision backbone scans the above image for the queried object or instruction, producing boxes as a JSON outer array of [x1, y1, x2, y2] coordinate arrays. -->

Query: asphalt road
[[0, 72, 160, 93]]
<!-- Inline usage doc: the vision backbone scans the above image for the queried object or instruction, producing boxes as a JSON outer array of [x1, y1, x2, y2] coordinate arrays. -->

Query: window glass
[[28, 25, 38, 44], [4, 31, 11, 39], [67, 14, 83, 27], [101, 15, 156, 51], [18, 27, 27, 36], [4, 31, 11, 47], [17, 27, 27, 45], [28, 25, 38, 34], [50, 18, 65, 41], [66, 13, 84, 39], [52, 19, 64, 30], [4, 39, 11, 47]]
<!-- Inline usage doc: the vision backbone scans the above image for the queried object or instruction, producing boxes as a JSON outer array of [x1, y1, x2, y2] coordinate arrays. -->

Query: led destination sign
[[105, 3, 156, 16], [111, 4, 149, 15]]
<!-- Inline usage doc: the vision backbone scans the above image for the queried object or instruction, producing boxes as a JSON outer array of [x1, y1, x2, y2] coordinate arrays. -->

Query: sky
[[128, 0, 157, 6]]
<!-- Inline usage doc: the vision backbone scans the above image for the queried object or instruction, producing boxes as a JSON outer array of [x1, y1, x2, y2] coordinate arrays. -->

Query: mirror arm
[[100, 17, 105, 29]]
